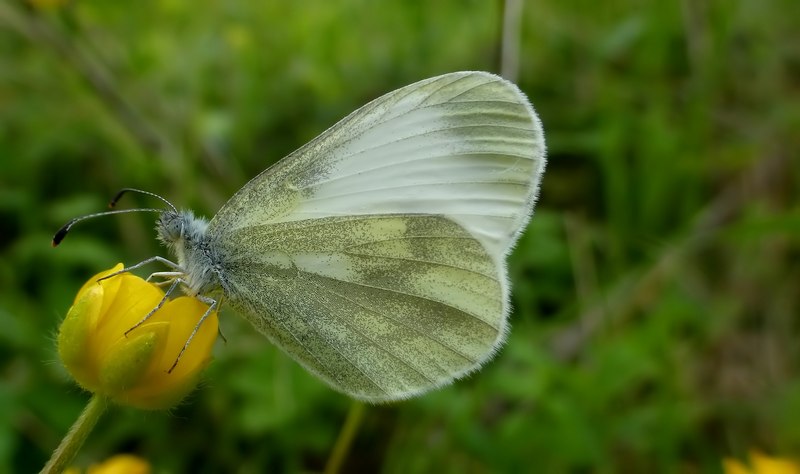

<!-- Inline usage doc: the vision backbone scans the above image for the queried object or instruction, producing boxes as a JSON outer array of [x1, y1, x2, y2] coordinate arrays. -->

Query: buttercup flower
[[87, 454, 150, 474], [64, 454, 151, 474], [58, 264, 218, 410], [723, 450, 800, 474]]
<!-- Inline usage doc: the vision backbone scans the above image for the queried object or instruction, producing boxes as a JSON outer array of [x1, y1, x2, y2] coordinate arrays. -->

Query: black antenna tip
[[52, 223, 71, 247], [108, 189, 127, 208]]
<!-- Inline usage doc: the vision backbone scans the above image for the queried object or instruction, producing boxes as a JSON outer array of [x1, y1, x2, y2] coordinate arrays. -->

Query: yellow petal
[[59, 284, 105, 392], [750, 451, 800, 474], [98, 325, 166, 400], [723, 458, 753, 474], [123, 297, 218, 409], [156, 296, 219, 378], [87, 454, 151, 474], [94, 274, 164, 362], [74, 264, 124, 306]]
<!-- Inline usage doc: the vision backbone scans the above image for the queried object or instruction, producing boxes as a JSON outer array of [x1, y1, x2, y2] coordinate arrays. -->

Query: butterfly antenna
[[52, 208, 163, 247], [53, 189, 177, 247], [109, 188, 178, 213]]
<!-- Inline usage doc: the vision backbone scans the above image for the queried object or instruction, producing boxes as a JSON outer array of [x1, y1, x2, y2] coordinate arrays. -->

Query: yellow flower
[[723, 450, 800, 474], [64, 454, 151, 474], [87, 454, 150, 474], [58, 264, 218, 410]]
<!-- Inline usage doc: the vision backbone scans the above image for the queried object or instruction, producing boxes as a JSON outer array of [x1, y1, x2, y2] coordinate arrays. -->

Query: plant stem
[[40, 394, 108, 474], [324, 401, 366, 474], [499, 0, 523, 82]]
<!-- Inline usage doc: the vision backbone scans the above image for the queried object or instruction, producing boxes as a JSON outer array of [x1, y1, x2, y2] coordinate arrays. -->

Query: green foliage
[[1, 0, 799, 472]]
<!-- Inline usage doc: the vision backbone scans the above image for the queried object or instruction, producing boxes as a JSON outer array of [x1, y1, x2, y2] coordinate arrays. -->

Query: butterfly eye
[[158, 212, 184, 242]]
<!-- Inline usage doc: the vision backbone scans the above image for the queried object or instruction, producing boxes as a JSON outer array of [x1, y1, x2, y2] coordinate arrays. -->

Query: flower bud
[[58, 264, 218, 410]]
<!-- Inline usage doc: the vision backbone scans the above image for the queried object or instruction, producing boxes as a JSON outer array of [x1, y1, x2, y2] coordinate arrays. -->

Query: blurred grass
[[1, 0, 799, 472]]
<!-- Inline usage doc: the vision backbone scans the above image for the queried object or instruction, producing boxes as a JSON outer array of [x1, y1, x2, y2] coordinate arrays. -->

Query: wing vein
[[306, 274, 491, 362], [316, 125, 533, 174], [286, 77, 529, 183], [343, 234, 477, 246], [281, 282, 391, 395], [417, 73, 481, 106], [340, 249, 497, 280], [443, 76, 499, 102], [301, 180, 530, 204], [232, 284, 339, 387], [298, 151, 535, 189], [304, 277, 441, 383], [308, 273, 500, 329]]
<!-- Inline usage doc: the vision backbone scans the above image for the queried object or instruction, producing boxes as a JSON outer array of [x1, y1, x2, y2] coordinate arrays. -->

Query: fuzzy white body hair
[[156, 210, 222, 297]]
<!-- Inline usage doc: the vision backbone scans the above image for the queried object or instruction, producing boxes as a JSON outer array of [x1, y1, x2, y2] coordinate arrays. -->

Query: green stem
[[41, 394, 108, 474], [324, 401, 366, 474]]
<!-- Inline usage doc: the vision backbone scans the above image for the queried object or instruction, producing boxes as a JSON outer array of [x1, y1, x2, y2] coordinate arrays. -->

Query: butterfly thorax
[[156, 210, 223, 297]]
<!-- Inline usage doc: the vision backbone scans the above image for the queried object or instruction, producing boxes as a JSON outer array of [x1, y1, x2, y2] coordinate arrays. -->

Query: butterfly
[[54, 71, 546, 402]]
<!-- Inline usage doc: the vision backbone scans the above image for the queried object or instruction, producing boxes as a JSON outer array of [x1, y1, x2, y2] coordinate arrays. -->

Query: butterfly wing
[[208, 71, 546, 401]]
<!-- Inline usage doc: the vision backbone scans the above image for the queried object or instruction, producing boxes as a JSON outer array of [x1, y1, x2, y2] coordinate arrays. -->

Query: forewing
[[208, 71, 545, 258], [217, 215, 505, 401]]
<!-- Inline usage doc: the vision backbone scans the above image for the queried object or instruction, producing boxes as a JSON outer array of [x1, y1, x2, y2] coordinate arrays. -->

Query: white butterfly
[[56, 71, 546, 402]]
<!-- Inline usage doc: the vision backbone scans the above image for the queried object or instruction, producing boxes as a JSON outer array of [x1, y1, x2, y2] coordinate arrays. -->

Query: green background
[[1, 0, 799, 472]]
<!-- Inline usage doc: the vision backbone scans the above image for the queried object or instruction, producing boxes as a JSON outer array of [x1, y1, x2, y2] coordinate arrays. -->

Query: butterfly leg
[[146, 271, 185, 287], [123, 278, 184, 336], [206, 295, 228, 343], [168, 294, 218, 373], [97, 256, 183, 282]]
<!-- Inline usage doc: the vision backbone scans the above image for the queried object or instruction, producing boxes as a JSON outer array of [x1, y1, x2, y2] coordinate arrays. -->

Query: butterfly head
[[156, 209, 210, 250], [156, 210, 185, 244]]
